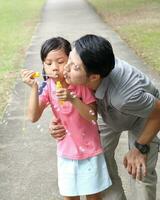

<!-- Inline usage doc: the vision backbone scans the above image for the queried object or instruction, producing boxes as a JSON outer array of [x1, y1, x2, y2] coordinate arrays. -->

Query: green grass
[[0, 0, 46, 117], [119, 25, 160, 70], [88, 0, 147, 14], [87, 0, 160, 70]]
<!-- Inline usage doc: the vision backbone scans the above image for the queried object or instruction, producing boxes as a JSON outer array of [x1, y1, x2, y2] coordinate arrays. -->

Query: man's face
[[64, 48, 89, 86]]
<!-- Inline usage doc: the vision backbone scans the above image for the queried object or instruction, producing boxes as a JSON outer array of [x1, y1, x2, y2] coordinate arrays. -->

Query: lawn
[[87, 0, 160, 70], [0, 0, 46, 117]]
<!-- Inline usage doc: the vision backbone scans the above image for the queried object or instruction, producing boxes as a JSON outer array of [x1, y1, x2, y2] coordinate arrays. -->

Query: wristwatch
[[134, 141, 150, 154]]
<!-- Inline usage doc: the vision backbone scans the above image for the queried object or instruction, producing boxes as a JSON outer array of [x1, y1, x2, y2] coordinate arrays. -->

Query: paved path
[[0, 0, 159, 199]]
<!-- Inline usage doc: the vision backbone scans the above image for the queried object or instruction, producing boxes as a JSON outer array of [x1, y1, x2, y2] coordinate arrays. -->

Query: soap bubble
[[79, 146, 85, 152], [70, 92, 77, 98], [40, 128, 44, 132], [56, 108, 60, 112], [89, 109, 95, 115], [91, 120, 97, 125], [37, 124, 41, 129], [66, 130, 71, 136]]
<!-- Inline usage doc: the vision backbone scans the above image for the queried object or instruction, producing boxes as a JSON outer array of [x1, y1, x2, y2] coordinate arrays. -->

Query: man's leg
[[98, 116, 127, 200], [128, 130, 159, 200]]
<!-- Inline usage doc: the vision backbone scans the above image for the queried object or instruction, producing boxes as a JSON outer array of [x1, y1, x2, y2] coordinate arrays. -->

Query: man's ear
[[89, 74, 101, 82]]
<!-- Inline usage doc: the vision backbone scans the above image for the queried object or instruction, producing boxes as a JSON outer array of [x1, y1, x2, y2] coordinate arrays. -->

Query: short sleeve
[[38, 81, 50, 106], [69, 85, 96, 105], [121, 90, 156, 118], [80, 86, 96, 105]]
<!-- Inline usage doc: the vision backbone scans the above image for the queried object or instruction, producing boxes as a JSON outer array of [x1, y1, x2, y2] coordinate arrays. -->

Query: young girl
[[21, 37, 111, 200]]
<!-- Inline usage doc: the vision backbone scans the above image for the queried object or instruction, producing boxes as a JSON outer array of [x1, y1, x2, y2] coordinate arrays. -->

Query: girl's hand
[[21, 69, 38, 87], [56, 88, 74, 102]]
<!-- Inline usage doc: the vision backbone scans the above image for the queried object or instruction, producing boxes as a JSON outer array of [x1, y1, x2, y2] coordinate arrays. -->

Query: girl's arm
[[56, 88, 97, 122], [28, 83, 46, 122], [21, 69, 46, 122], [71, 97, 97, 122]]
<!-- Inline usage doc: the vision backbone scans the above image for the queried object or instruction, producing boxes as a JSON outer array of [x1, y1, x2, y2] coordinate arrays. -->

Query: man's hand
[[49, 118, 66, 141], [123, 148, 147, 180]]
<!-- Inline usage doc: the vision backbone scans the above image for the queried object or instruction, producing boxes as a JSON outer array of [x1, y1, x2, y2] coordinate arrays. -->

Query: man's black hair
[[74, 34, 115, 78]]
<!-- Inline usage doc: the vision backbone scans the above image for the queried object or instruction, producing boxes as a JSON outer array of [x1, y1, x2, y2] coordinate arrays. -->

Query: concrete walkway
[[0, 0, 159, 199]]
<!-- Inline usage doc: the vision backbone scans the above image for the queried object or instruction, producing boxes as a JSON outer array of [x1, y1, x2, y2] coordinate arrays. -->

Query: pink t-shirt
[[39, 79, 103, 160]]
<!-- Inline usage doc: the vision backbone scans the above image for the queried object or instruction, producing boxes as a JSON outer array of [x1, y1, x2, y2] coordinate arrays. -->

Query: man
[[49, 34, 160, 200]]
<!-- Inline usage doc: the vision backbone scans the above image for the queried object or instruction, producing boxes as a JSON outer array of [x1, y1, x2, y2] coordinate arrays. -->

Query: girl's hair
[[40, 37, 71, 80], [74, 34, 115, 78]]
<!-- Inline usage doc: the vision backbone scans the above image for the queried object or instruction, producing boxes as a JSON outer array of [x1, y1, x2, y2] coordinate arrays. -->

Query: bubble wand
[[32, 72, 65, 105]]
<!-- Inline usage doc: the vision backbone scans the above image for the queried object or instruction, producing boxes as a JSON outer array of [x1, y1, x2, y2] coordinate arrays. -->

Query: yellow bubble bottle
[[31, 72, 40, 78], [56, 81, 64, 105], [56, 81, 62, 89]]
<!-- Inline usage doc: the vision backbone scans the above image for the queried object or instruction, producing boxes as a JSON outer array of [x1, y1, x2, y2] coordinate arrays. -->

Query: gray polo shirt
[[95, 58, 159, 132]]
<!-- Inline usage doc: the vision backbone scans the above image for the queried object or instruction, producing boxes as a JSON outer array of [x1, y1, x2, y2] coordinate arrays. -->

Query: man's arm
[[49, 117, 66, 140], [123, 99, 160, 180], [136, 99, 160, 144]]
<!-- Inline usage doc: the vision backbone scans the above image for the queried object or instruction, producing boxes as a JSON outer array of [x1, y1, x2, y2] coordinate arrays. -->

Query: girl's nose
[[51, 63, 58, 70]]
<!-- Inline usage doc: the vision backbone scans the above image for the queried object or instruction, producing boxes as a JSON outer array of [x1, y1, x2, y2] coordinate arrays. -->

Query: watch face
[[135, 141, 150, 154], [141, 145, 149, 154]]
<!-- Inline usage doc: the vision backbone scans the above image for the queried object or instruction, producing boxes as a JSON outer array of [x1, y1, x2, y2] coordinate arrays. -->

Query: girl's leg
[[64, 196, 80, 200], [86, 192, 102, 200]]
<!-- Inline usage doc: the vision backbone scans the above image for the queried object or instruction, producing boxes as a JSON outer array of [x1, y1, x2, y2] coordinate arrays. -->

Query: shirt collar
[[95, 76, 109, 99]]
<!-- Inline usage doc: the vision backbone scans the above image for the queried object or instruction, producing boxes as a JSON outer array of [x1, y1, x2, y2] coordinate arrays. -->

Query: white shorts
[[57, 153, 112, 196]]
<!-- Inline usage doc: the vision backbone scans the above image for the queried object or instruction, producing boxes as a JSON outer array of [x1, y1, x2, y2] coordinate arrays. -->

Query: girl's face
[[43, 49, 68, 82], [64, 48, 89, 86]]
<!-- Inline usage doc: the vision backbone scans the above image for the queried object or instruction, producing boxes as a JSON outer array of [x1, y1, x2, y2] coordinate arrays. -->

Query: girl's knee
[[86, 192, 102, 200], [63, 196, 80, 200]]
